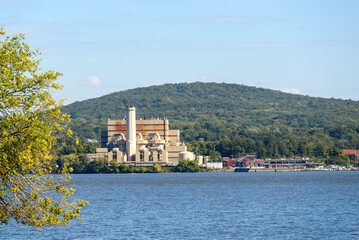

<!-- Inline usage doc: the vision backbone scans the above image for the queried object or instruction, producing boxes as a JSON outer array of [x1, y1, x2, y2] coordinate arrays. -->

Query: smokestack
[[126, 106, 136, 161]]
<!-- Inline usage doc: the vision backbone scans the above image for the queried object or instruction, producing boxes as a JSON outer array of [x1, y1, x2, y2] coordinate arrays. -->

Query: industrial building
[[222, 156, 315, 169], [88, 106, 192, 166]]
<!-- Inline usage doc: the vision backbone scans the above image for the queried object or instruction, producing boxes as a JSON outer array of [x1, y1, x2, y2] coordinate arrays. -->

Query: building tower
[[126, 106, 136, 161]]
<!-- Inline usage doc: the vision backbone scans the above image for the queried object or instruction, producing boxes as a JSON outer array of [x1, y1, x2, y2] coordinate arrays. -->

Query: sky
[[1, 0, 359, 104]]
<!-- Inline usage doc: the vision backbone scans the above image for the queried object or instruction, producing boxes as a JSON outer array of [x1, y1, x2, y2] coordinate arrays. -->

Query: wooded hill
[[61, 82, 359, 163]]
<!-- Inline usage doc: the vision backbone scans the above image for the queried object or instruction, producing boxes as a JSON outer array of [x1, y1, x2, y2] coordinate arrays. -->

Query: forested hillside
[[59, 82, 359, 164]]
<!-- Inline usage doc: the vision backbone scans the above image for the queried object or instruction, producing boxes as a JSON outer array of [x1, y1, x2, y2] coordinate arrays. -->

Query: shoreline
[[211, 167, 359, 173], [66, 168, 359, 174]]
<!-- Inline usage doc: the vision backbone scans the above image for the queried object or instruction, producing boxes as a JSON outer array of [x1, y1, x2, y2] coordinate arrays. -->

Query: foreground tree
[[0, 27, 87, 227]]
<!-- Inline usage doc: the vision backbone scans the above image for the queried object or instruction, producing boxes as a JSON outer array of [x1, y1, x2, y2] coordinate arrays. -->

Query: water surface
[[1, 172, 358, 239]]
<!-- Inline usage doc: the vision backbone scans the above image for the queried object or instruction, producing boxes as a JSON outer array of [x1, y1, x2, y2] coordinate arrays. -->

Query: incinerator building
[[89, 106, 190, 166]]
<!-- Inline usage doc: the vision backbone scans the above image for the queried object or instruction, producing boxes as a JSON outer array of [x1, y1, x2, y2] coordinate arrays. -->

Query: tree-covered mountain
[[61, 82, 359, 163]]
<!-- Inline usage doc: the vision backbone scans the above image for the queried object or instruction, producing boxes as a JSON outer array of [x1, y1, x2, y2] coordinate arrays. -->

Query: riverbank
[[67, 167, 359, 174], [209, 167, 359, 173]]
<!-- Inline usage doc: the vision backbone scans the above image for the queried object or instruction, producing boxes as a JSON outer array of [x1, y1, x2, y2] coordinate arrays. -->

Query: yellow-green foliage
[[0, 27, 88, 228], [152, 163, 162, 173]]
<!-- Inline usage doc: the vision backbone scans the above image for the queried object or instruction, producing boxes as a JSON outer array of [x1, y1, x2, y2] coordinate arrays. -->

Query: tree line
[[59, 82, 359, 166]]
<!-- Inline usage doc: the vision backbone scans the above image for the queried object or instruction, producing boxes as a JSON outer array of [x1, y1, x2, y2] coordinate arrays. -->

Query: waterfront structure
[[179, 151, 195, 161], [206, 162, 223, 169], [222, 156, 314, 169], [89, 106, 189, 166], [196, 155, 209, 167], [196, 155, 203, 166], [85, 138, 98, 143]]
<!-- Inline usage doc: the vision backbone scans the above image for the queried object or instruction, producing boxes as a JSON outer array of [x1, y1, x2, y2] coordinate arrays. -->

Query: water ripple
[[1, 172, 358, 239]]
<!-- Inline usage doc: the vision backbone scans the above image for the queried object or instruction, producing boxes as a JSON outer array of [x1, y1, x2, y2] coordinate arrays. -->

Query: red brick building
[[343, 149, 359, 159]]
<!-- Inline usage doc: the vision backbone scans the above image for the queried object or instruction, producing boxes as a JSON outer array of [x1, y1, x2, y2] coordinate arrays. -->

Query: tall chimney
[[126, 106, 136, 161]]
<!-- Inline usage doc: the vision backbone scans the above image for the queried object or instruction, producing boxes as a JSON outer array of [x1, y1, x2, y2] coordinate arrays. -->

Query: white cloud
[[84, 76, 101, 87], [280, 88, 302, 95]]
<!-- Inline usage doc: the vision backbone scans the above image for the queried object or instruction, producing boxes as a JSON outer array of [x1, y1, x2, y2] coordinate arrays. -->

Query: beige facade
[[92, 106, 188, 166]]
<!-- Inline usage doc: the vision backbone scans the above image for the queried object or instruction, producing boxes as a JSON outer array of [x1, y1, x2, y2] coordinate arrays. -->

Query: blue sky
[[1, 0, 359, 103]]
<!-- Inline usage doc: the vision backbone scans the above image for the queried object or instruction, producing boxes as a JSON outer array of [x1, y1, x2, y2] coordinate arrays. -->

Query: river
[[1, 172, 358, 239]]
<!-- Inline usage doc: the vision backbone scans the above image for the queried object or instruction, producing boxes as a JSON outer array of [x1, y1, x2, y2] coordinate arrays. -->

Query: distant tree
[[208, 150, 222, 162], [328, 147, 342, 157], [85, 157, 107, 173], [152, 163, 161, 173], [313, 142, 328, 157], [109, 159, 119, 173], [175, 160, 200, 172], [0, 28, 87, 227], [347, 154, 357, 162]]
